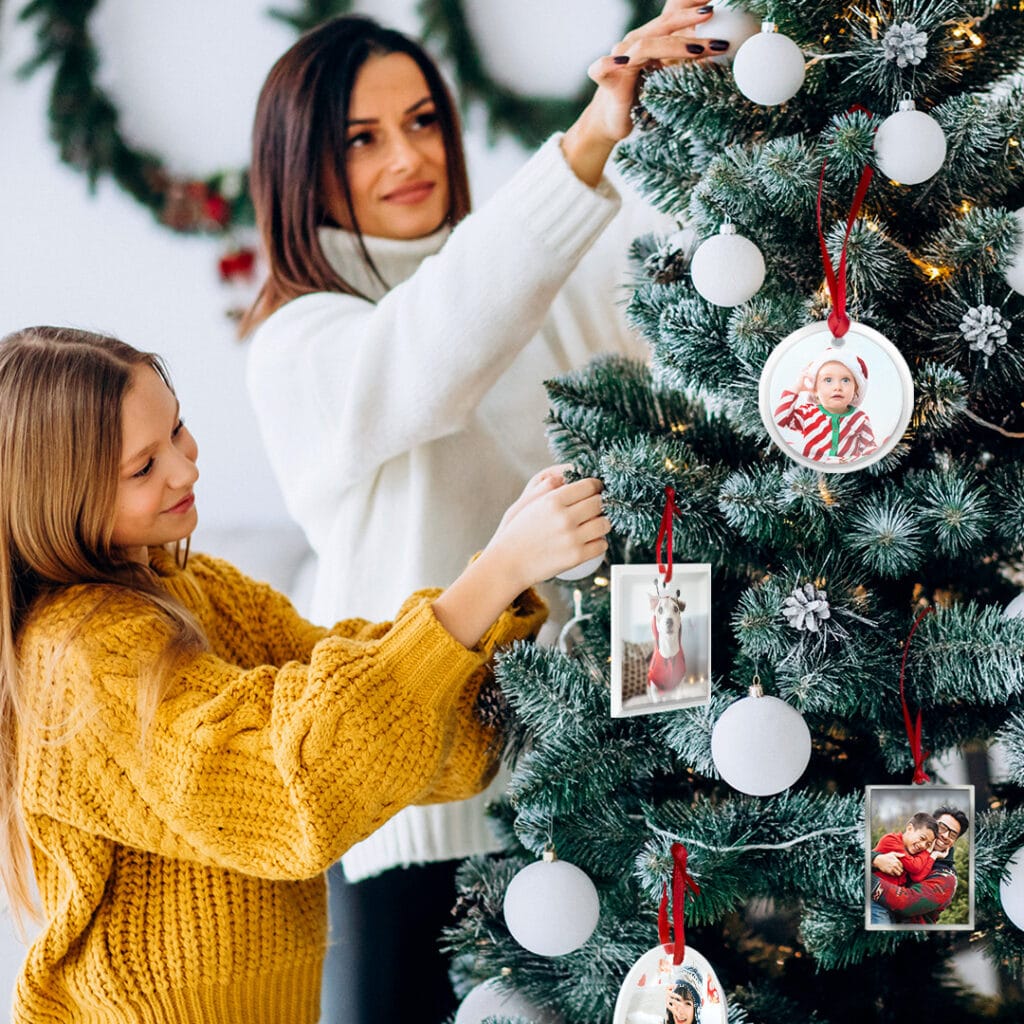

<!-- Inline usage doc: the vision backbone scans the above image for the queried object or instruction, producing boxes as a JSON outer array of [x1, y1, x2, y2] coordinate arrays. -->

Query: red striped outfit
[[774, 390, 877, 462]]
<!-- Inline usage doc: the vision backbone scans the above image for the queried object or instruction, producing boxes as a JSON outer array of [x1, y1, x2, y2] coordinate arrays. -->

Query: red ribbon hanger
[[658, 843, 701, 965], [656, 486, 677, 583], [815, 109, 876, 340], [899, 605, 935, 784]]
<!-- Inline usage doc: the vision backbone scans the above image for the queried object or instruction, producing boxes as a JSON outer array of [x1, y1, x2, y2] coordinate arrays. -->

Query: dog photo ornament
[[610, 564, 712, 718], [758, 320, 914, 473], [613, 944, 727, 1024]]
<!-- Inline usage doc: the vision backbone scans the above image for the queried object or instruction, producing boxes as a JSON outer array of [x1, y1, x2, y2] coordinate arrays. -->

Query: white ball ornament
[[503, 852, 600, 956], [873, 99, 948, 185], [556, 554, 605, 581], [1003, 208, 1024, 296], [732, 21, 806, 106], [455, 979, 559, 1024], [1004, 591, 1024, 619], [693, 0, 761, 64], [1000, 848, 1024, 930], [711, 682, 812, 796], [690, 223, 766, 307]]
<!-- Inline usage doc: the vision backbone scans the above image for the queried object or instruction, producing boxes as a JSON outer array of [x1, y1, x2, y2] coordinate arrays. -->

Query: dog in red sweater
[[648, 583, 687, 700]]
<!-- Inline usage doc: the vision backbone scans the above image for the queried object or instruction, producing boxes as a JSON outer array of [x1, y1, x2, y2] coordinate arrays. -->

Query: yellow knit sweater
[[13, 549, 545, 1023]]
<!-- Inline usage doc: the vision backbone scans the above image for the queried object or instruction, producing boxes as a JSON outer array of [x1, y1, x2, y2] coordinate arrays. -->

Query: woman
[[242, 5, 723, 1019], [666, 968, 703, 1024]]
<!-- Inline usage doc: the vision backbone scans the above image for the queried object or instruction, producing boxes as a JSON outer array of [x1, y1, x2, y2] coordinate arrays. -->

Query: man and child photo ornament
[[759, 321, 915, 473], [865, 784, 975, 931], [613, 944, 727, 1024], [610, 564, 713, 717]]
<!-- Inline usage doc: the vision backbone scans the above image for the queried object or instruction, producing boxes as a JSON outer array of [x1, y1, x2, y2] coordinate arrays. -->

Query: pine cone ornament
[[882, 21, 928, 67], [644, 244, 690, 284], [782, 582, 832, 632], [474, 675, 510, 731], [960, 304, 1011, 359]]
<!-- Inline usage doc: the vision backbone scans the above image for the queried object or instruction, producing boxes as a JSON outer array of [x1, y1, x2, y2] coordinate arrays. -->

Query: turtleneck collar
[[317, 224, 451, 302]]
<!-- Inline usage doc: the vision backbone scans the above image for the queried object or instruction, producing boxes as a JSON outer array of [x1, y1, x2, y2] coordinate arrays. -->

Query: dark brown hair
[[240, 15, 471, 335]]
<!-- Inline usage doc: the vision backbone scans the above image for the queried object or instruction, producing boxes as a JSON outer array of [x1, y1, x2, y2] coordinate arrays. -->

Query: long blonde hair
[[0, 326, 206, 927]]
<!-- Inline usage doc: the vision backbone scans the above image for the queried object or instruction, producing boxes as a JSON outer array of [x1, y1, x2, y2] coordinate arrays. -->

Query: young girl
[[0, 326, 609, 1023], [774, 348, 878, 463], [240, 5, 717, 1016]]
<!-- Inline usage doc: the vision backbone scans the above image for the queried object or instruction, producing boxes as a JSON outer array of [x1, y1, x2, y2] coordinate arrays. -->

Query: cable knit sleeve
[[246, 135, 621, 512], [18, 575, 544, 882]]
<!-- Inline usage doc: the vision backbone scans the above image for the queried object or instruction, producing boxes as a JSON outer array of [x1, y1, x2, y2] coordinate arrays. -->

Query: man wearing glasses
[[870, 806, 970, 925]]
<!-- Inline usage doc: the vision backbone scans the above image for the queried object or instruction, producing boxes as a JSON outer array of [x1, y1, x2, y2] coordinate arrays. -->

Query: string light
[[852, 215, 953, 281], [951, 20, 984, 47]]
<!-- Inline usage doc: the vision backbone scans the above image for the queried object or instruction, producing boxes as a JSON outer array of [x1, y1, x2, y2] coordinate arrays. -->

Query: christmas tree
[[444, 2, 1024, 1022]]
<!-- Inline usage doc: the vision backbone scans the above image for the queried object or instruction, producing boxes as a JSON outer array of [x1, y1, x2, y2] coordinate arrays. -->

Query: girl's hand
[[496, 463, 571, 532], [562, 0, 718, 185], [432, 476, 610, 650], [487, 476, 609, 593]]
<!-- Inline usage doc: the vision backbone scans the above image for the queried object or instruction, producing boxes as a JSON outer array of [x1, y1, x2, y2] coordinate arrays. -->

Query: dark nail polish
[[709, 39, 730, 51], [686, 43, 705, 54], [613, 54, 630, 64], [698, 5, 714, 12]]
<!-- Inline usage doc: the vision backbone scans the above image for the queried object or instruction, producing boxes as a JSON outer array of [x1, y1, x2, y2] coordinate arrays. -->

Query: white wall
[[0, 0, 630, 1010]]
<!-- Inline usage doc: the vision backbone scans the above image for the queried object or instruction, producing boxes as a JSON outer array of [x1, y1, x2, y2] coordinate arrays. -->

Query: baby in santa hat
[[774, 347, 878, 463]]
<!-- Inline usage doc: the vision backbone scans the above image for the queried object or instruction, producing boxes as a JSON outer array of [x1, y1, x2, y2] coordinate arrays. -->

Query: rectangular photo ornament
[[864, 784, 975, 931], [610, 563, 712, 718]]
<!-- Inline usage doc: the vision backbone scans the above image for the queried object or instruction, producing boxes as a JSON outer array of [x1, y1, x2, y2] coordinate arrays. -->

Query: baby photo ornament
[[610, 564, 712, 718], [758, 321, 914, 473], [613, 944, 727, 1024]]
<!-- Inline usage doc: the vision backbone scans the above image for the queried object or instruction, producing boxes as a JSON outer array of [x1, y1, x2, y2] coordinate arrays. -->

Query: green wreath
[[16, 0, 353, 234], [420, 0, 662, 149], [17, 0, 659, 233]]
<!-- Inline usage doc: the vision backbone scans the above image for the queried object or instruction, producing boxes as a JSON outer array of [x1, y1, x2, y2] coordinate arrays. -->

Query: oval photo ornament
[[758, 321, 914, 473], [613, 944, 727, 1024]]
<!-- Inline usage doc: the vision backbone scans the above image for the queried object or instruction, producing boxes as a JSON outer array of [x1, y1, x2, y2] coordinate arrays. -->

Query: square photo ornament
[[864, 784, 975, 931], [758, 321, 914, 473], [610, 564, 712, 718]]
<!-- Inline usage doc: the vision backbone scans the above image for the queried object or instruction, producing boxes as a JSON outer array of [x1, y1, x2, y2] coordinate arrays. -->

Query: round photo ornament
[[758, 319, 914, 472], [615, 845, 725, 1024], [758, 141, 915, 472], [613, 944, 727, 1024]]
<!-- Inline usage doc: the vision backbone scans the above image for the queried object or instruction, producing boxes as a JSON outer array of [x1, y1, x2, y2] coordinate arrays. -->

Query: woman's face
[[323, 51, 450, 239], [667, 989, 696, 1024]]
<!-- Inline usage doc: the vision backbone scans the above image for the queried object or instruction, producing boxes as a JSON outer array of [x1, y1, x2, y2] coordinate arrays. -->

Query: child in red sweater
[[869, 812, 939, 925]]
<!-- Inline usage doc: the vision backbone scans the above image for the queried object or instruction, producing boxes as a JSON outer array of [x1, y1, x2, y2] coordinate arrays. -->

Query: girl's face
[[323, 51, 450, 240], [815, 361, 857, 413], [667, 990, 696, 1024], [111, 366, 199, 563]]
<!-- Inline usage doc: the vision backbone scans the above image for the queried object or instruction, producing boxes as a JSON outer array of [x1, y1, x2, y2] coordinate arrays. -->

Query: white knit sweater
[[246, 134, 657, 881]]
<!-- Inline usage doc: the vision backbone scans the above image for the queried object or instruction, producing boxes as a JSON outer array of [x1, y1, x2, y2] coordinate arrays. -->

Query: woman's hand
[[562, 0, 720, 186]]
